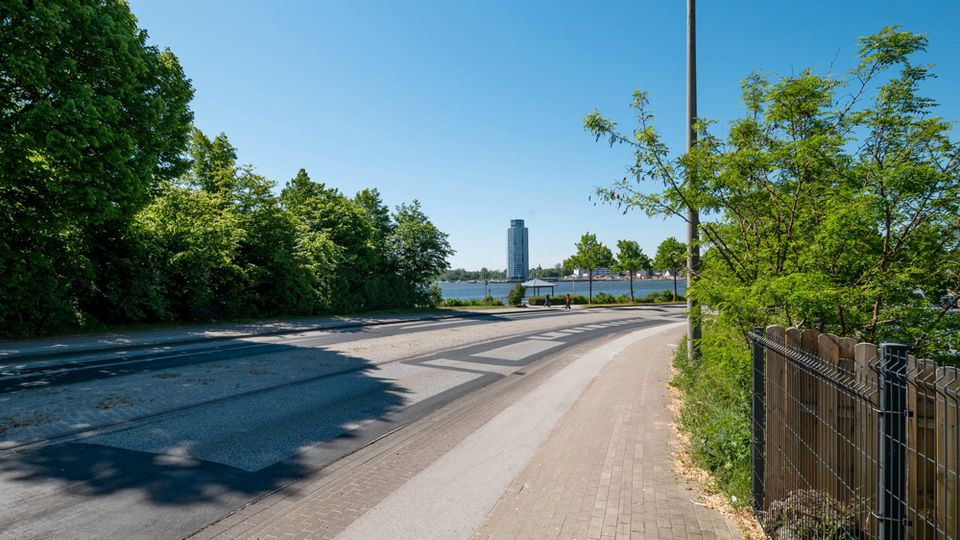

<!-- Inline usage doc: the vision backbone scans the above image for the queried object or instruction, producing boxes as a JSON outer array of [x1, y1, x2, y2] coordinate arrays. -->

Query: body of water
[[437, 279, 686, 301]]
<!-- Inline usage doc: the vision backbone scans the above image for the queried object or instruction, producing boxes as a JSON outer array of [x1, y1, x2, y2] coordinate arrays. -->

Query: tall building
[[507, 219, 529, 281]]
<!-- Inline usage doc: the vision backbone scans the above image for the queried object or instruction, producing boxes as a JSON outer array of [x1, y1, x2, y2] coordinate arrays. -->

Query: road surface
[[0, 306, 685, 539]]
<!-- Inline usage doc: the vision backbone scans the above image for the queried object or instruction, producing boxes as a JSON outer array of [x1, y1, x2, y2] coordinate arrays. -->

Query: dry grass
[[0, 412, 52, 434], [96, 395, 134, 409], [667, 371, 766, 540]]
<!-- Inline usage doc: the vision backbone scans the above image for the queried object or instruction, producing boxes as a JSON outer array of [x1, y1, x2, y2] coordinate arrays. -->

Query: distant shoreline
[[438, 277, 678, 284]]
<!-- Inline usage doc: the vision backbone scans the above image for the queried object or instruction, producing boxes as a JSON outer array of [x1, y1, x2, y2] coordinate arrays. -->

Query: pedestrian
[[544, 294, 551, 307], [565, 293, 571, 309]]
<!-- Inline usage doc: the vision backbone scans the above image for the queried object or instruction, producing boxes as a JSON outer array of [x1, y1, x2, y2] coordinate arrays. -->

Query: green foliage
[[590, 292, 617, 304], [390, 201, 455, 307], [439, 295, 504, 308], [671, 325, 752, 505], [588, 26, 960, 508], [587, 27, 959, 358], [654, 237, 686, 302], [0, 0, 194, 335], [563, 233, 615, 302], [614, 240, 651, 299], [507, 284, 526, 307], [442, 268, 507, 281]]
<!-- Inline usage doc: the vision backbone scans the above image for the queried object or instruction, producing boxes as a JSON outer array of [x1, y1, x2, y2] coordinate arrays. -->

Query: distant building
[[507, 219, 529, 281], [573, 267, 611, 278]]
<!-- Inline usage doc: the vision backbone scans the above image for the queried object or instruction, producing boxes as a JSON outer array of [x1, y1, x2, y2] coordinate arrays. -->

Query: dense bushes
[[671, 324, 752, 506], [1, 129, 454, 336], [0, 3, 456, 337], [526, 291, 683, 305], [438, 296, 504, 308], [507, 284, 526, 307]]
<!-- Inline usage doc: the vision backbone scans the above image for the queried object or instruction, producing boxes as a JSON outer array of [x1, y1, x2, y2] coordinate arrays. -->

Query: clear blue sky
[[129, 0, 959, 271]]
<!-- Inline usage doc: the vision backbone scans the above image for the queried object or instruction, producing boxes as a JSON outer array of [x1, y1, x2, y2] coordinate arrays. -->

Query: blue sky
[[129, 1, 960, 271]]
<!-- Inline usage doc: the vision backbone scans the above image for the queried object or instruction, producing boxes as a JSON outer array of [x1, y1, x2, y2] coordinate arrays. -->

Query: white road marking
[[470, 340, 563, 361]]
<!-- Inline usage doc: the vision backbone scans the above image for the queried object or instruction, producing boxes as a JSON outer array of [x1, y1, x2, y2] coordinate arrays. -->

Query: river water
[[437, 279, 686, 301]]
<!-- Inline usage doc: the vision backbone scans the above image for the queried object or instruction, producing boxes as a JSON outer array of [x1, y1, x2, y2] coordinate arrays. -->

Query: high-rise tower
[[507, 219, 528, 281]]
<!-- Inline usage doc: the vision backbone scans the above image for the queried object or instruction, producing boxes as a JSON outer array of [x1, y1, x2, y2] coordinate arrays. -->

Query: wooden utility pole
[[686, 0, 702, 361]]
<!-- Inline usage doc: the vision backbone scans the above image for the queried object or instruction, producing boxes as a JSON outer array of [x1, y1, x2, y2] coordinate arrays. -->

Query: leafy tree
[[614, 240, 652, 299], [136, 185, 243, 319], [0, 0, 194, 334], [564, 233, 614, 303], [654, 237, 686, 302], [508, 283, 526, 307], [388, 201, 455, 306], [281, 170, 377, 311], [586, 27, 960, 358]]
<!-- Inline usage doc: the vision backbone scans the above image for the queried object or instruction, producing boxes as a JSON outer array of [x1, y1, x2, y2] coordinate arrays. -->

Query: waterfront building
[[506, 219, 529, 281]]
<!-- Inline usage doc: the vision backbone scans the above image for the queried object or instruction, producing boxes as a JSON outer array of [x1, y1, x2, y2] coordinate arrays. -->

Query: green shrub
[[591, 292, 617, 304], [634, 290, 685, 304], [507, 284, 526, 306], [671, 321, 751, 506], [529, 294, 588, 305], [439, 295, 504, 307]]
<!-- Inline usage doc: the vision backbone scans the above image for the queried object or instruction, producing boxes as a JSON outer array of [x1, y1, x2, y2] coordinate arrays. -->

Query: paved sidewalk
[[475, 326, 742, 539], [192, 324, 740, 539]]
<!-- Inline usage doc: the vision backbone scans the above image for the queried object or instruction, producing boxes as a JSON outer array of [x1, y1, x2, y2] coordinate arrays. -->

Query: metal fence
[[749, 325, 960, 539]]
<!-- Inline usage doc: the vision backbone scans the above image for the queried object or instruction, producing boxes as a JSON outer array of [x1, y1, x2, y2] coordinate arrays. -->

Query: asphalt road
[[0, 306, 683, 539]]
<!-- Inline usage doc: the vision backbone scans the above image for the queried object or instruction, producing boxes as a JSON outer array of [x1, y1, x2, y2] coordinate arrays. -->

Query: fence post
[[878, 342, 909, 540], [751, 327, 765, 510]]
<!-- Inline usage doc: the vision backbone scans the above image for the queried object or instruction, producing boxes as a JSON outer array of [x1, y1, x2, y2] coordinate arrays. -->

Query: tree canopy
[[564, 233, 614, 302], [1, 0, 194, 332], [586, 26, 960, 358], [0, 4, 454, 336], [615, 239, 652, 299]]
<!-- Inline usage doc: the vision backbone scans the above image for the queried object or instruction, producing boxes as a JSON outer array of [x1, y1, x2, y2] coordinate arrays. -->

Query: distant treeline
[[0, 2, 451, 337], [441, 266, 564, 281]]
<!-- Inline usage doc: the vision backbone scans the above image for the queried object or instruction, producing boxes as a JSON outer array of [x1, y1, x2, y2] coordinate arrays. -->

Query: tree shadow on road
[[0, 340, 410, 519]]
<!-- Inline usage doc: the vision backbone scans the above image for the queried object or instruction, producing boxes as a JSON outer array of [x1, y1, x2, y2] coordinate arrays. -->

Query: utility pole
[[686, 0, 702, 361]]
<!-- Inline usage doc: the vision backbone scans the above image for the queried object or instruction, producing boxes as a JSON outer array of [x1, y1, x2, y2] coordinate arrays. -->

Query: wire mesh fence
[[749, 325, 959, 539]]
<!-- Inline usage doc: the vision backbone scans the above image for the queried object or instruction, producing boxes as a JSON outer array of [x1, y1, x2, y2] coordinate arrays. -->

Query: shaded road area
[[0, 307, 685, 539]]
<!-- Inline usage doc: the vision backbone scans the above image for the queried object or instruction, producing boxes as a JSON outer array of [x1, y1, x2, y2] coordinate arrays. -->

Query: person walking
[[544, 294, 551, 307], [565, 293, 571, 309]]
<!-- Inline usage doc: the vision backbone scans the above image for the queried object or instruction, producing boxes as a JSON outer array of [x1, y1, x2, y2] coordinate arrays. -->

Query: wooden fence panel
[[837, 336, 857, 505], [786, 327, 803, 493], [818, 332, 840, 500], [936, 367, 959, 537], [764, 324, 787, 506], [907, 356, 937, 539], [855, 342, 879, 534], [800, 328, 821, 490]]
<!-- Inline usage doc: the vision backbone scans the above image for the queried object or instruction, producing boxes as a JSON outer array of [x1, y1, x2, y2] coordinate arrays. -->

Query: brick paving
[[476, 326, 742, 540], [192, 326, 742, 539]]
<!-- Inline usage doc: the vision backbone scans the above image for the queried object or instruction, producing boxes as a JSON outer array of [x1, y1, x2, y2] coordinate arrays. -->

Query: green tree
[[0, 0, 194, 334], [586, 26, 960, 357], [653, 238, 686, 302], [564, 233, 614, 303], [508, 283, 526, 307], [388, 201, 455, 306], [614, 240, 652, 300]]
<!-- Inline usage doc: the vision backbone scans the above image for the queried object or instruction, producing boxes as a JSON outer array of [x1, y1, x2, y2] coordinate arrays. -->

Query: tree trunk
[[629, 270, 634, 300], [673, 272, 678, 301]]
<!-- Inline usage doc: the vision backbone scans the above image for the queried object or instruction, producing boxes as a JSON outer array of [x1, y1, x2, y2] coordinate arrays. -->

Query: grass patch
[[671, 321, 752, 507]]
